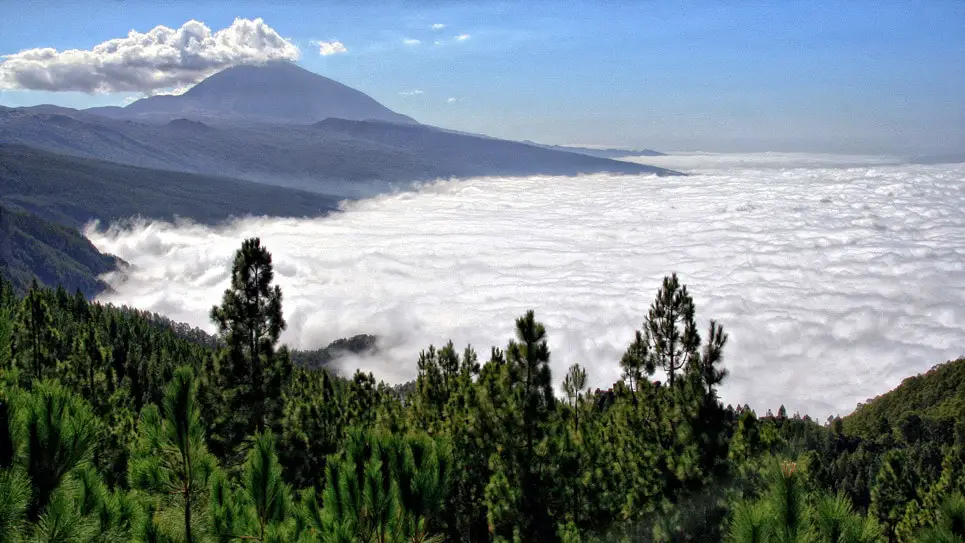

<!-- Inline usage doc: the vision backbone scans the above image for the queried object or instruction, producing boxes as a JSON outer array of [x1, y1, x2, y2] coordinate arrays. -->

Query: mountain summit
[[89, 62, 416, 125]]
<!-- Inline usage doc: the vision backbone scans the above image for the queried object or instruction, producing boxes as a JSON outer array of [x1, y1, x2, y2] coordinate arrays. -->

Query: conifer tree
[[0, 279, 13, 373], [811, 492, 884, 543], [486, 310, 557, 542], [620, 330, 652, 395], [915, 492, 965, 543], [870, 450, 917, 541], [562, 363, 587, 429], [278, 367, 342, 488], [6, 381, 99, 522], [129, 367, 217, 543], [211, 431, 294, 542], [643, 274, 700, 388], [14, 282, 58, 382], [209, 238, 291, 459], [0, 470, 30, 543]]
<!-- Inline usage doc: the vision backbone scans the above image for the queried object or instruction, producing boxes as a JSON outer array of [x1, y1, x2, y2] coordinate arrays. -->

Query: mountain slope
[[86, 62, 416, 125], [310, 118, 679, 177], [844, 357, 965, 436], [0, 109, 680, 198], [0, 204, 119, 296], [0, 144, 340, 228]]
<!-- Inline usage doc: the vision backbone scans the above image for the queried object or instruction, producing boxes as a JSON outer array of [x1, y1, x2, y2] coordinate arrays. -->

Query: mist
[[87, 153, 965, 420]]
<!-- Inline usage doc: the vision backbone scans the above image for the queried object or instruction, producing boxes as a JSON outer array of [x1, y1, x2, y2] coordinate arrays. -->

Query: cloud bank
[[0, 18, 299, 94], [87, 157, 965, 420]]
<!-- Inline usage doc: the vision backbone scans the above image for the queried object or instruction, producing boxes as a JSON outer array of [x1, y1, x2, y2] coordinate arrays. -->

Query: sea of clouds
[[87, 153, 965, 419]]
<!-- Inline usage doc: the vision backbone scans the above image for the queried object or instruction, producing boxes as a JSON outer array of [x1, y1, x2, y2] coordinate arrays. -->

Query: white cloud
[[315, 40, 347, 56], [399, 89, 424, 96], [86, 157, 965, 420], [447, 97, 457, 103], [431, 23, 447, 30], [0, 18, 299, 93], [456, 34, 471, 41], [402, 38, 422, 46], [433, 41, 444, 46]]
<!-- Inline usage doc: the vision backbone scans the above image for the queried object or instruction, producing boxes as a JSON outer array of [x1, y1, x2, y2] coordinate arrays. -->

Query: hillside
[[844, 357, 965, 436], [0, 111, 677, 197], [0, 204, 119, 296], [0, 145, 340, 228]]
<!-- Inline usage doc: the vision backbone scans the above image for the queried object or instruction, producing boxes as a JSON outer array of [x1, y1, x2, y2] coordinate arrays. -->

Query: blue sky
[[1, 0, 963, 154]]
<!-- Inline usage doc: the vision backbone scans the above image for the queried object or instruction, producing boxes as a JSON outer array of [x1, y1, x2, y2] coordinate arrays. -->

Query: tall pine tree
[[208, 238, 292, 461]]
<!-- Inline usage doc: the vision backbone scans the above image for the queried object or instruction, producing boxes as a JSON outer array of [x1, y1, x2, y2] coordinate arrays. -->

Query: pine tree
[[562, 363, 587, 429], [6, 381, 99, 522], [129, 367, 218, 543], [620, 330, 652, 395], [726, 500, 772, 543], [211, 431, 294, 542], [14, 282, 58, 382], [278, 367, 343, 488], [916, 492, 965, 543], [321, 429, 403, 542], [0, 278, 13, 374], [811, 492, 884, 543], [643, 274, 700, 388], [209, 238, 292, 460], [0, 469, 29, 543], [486, 310, 557, 542], [871, 450, 917, 541]]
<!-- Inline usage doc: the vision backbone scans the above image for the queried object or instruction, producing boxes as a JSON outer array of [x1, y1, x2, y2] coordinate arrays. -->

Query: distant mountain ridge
[[85, 62, 416, 125], [522, 141, 665, 159], [0, 112, 679, 198], [1, 63, 678, 201]]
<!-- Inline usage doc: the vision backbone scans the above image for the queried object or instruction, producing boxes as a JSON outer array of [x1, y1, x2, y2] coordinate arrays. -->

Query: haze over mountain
[[86, 62, 417, 125]]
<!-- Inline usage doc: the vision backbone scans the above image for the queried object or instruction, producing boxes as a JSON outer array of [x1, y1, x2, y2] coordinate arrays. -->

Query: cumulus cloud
[[402, 38, 422, 46], [431, 23, 447, 30], [447, 97, 457, 103], [0, 18, 298, 94], [399, 89, 424, 96], [315, 40, 347, 56], [86, 157, 965, 420], [456, 34, 471, 41]]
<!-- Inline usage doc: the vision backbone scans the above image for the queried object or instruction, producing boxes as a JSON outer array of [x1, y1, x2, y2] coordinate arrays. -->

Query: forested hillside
[[844, 358, 965, 439], [0, 205, 119, 296], [0, 239, 962, 542]]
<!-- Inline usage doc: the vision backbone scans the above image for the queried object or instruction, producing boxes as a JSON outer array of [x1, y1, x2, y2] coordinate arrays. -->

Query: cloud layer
[[86, 156, 965, 419], [0, 18, 299, 94]]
